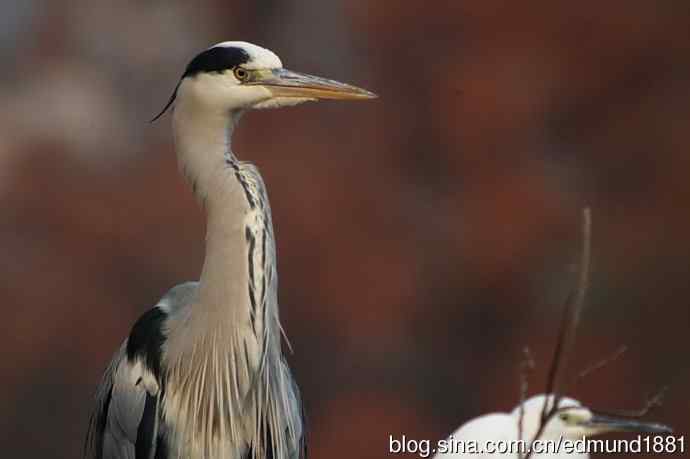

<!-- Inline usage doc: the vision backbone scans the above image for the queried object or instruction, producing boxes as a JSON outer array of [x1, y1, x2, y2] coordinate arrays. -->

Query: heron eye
[[559, 413, 570, 422], [233, 67, 250, 82]]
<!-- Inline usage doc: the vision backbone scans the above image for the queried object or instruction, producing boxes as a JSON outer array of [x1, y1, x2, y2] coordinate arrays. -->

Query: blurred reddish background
[[1, 1, 688, 457]]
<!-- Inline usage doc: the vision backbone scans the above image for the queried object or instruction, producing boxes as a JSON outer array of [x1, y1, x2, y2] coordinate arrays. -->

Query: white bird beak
[[583, 414, 673, 435], [247, 68, 377, 100]]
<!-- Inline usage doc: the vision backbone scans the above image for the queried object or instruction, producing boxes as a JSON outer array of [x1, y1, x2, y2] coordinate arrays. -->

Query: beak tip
[[657, 425, 674, 434], [636, 423, 674, 435], [348, 87, 377, 100]]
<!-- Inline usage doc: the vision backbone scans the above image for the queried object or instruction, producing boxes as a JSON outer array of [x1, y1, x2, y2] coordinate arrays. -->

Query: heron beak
[[248, 68, 377, 100], [583, 414, 673, 435]]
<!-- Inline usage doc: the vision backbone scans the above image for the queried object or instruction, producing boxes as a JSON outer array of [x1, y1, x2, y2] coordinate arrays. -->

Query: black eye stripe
[[151, 46, 252, 122], [183, 46, 250, 78]]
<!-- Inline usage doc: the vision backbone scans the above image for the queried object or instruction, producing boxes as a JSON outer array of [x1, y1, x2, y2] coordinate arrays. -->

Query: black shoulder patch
[[183, 46, 250, 78], [135, 393, 160, 459], [154, 435, 169, 459], [126, 307, 167, 379]]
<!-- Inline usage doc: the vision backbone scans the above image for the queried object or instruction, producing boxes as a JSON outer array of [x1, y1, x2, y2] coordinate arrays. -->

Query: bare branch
[[525, 399, 562, 459], [568, 206, 592, 357], [540, 289, 574, 423], [593, 386, 668, 419], [526, 207, 592, 459], [518, 347, 535, 449], [541, 207, 592, 420], [573, 345, 628, 387]]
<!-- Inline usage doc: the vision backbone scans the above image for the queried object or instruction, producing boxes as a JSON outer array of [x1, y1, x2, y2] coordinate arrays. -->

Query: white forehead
[[512, 394, 583, 416], [211, 41, 283, 70]]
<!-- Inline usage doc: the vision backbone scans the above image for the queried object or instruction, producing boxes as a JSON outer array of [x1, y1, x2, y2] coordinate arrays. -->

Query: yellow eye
[[233, 67, 250, 82]]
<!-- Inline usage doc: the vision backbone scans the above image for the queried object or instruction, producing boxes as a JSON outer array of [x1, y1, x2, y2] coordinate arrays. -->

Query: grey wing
[[85, 284, 194, 459], [84, 341, 160, 459]]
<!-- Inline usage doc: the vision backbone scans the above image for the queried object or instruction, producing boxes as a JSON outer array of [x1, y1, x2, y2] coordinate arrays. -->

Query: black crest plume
[[150, 46, 251, 123]]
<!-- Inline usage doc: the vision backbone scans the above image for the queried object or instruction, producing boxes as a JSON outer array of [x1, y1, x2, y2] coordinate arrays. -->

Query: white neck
[[163, 81, 298, 459], [172, 96, 239, 194], [172, 99, 251, 320]]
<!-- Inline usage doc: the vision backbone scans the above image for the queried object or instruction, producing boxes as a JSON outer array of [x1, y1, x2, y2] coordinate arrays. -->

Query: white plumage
[[434, 393, 671, 459]]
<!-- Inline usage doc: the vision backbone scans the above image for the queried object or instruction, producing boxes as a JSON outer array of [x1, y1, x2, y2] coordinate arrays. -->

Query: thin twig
[[541, 207, 592, 421], [526, 207, 592, 459], [540, 290, 574, 423], [593, 386, 668, 419], [572, 345, 628, 387], [558, 206, 592, 391], [568, 206, 592, 358], [518, 347, 535, 449]]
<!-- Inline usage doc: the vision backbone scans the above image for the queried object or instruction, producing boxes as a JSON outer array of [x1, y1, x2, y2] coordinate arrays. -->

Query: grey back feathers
[[85, 276, 304, 459], [84, 286, 178, 459]]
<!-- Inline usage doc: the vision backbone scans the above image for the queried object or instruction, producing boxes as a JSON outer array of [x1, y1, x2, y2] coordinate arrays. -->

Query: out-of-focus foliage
[[1, 1, 688, 457]]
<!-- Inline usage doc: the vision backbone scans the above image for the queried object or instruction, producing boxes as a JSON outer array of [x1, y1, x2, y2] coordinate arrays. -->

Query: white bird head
[[153, 41, 376, 120], [513, 394, 672, 441]]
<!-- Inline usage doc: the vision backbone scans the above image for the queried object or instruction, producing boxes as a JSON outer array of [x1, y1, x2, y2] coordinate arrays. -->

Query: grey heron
[[434, 393, 672, 458], [84, 41, 375, 459]]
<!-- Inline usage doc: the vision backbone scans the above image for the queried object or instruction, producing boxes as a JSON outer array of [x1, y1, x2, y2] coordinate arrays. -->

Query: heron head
[[153, 41, 376, 121], [514, 394, 672, 440]]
